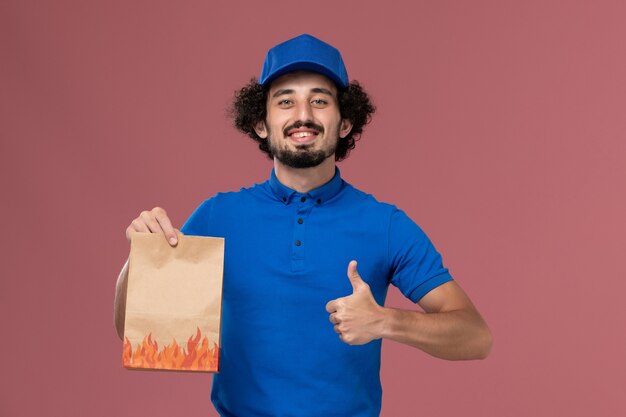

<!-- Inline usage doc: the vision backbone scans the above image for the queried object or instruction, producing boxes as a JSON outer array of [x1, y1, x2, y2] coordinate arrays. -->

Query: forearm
[[113, 259, 129, 340], [379, 306, 492, 360]]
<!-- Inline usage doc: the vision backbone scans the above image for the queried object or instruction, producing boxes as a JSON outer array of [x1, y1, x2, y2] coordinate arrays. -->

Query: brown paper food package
[[122, 233, 224, 372]]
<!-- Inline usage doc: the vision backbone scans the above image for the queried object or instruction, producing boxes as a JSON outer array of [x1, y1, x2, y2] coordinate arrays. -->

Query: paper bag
[[122, 233, 224, 372]]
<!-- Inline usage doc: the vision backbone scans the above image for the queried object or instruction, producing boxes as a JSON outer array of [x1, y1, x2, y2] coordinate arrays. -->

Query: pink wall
[[2, 1, 625, 416]]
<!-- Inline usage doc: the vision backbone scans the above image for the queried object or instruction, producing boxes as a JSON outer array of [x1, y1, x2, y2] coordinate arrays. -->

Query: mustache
[[283, 121, 324, 136]]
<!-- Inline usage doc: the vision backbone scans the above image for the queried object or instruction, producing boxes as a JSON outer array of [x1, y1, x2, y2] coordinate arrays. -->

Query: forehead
[[267, 71, 338, 96]]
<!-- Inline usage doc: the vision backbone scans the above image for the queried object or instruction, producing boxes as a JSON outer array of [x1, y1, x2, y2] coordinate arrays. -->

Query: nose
[[294, 100, 314, 122]]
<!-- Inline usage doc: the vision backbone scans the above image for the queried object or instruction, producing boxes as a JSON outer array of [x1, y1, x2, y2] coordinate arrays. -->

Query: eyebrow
[[271, 87, 335, 98]]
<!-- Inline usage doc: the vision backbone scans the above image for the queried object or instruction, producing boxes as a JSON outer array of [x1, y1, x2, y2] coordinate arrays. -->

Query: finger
[[126, 219, 150, 241], [139, 210, 165, 234], [153, 208, 178, 246], [328, 313, 339, 325], [347, 260, 364, 291], [333, 324, 341, 334], [325, 299, 337, 314]]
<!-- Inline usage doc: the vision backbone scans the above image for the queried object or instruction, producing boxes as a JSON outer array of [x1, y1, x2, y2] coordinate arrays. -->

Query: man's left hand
[[325, 260, 387, 345]]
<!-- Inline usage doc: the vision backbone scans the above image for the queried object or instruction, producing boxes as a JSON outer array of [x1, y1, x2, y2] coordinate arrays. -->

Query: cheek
[[313, 113, 337, 131], [266, 113, 290, 132]]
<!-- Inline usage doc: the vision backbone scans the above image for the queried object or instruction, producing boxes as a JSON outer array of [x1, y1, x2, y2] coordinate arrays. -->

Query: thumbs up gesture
[[325, 260, 386, 345]]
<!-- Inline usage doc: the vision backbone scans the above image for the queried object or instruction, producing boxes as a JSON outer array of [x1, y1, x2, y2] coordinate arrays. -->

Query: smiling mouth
[[284, 121, 324, 143], [291, 131, 316, 138], [287, 129, 319, 144]]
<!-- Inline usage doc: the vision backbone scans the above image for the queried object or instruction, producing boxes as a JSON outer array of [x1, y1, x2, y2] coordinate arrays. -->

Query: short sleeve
[[180, 199, 213, 237], [388, 208, 453, 303]]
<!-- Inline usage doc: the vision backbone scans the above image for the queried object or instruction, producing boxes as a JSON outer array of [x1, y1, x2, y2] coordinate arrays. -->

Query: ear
[[339, 119, 353, 139], [254, 120, 268, 139]]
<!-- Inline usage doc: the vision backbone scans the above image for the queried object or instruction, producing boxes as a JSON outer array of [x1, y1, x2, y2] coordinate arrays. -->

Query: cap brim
[[261, 61, 348, 89]]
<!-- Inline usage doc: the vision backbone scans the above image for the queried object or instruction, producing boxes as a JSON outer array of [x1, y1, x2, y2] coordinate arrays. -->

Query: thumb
[[347, 260, 365, 291]]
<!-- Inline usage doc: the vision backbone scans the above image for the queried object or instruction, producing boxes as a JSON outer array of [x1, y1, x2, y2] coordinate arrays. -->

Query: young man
[[115, 34, 492, 417]]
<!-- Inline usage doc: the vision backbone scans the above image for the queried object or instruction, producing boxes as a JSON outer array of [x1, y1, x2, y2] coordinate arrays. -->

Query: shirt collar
[[269, 167, 344, 205]]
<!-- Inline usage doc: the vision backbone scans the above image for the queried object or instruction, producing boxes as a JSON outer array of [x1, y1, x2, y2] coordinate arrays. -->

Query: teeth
[[292, 131, 315, 138]]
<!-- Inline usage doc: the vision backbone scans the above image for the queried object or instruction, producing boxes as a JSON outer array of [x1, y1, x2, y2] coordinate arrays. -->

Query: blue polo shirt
[[181, 167, 453, 417]]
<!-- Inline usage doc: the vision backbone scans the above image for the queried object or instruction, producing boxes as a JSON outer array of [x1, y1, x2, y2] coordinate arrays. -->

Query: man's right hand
[[125, 207, 182, 246]]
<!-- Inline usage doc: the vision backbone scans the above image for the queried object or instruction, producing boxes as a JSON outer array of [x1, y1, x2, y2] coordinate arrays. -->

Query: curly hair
[[230, 78, 375, 161]]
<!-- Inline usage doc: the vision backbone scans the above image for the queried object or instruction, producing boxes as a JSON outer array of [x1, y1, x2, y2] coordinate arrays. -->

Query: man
[[114, 34, 492, 417]]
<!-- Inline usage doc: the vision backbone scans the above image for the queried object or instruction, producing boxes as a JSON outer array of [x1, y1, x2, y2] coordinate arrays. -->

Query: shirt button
[[282, 197, 287, 202], [297, 218, 303, 224], [300, 197, 306, 202], [316, 199, 321, 204], [295, 240, 301, 246]]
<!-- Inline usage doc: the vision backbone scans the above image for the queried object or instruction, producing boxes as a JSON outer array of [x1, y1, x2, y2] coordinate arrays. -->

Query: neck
[[273, 157, 336, 193]]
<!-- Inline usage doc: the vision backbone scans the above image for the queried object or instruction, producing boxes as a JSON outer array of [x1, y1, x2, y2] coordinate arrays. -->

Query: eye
[[277, 99, 293, 107], [311, 99, 328, 106]]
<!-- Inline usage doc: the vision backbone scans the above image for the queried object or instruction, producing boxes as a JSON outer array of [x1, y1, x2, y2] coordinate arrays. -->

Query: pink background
[[2, 1, 625, 416]]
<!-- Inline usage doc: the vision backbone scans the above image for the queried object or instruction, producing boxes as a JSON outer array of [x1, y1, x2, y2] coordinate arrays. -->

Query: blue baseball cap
[[259, 34, 349, 89]]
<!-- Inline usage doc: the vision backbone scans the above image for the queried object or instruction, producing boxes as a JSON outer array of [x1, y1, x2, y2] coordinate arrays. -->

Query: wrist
[[376, 305, 395, 340], [377, 307, 425, 341]]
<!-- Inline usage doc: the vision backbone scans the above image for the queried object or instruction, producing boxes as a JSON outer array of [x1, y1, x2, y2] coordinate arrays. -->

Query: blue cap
[[259, 34, 349, 89]]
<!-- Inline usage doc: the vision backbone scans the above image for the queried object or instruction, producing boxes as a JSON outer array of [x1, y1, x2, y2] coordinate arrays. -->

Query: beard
[[267, 121, 339, 169], [270, 141, 336, 168]]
